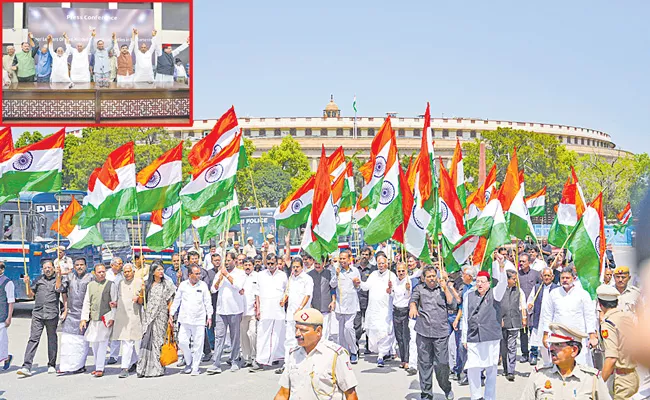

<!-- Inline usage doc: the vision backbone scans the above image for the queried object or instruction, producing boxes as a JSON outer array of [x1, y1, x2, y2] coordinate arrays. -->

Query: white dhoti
[[154, 74, 174, 83], [85, 320, 112, 371], [120, 340, 140, 369], [321, 312, 332, 342], [327, 311, 338, 342], [177, 324, 205, 373], [466, 339, 500, 400], [59, 333, 89, 372], [0, 324, 8, 363], [367, 325, 395, 358], [408, 319, 418, 367], [109, 339, 120, 359], [256, 319, 285, 366]]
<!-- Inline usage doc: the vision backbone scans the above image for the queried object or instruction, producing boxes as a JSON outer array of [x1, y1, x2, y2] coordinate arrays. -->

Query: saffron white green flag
[[136, 143, 183, 213], [548, 172, 586, 247], [146, 202, 192, 252], [274, 176, 314, 229], [192, 191, 241, 244], [525, 186, 546, 217], [498, 148, 535, 240]]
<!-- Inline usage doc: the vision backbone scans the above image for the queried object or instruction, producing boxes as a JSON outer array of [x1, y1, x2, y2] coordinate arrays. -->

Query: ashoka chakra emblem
[[211, 143, 223, 158], [484, 190, 491, 203], [334, 204, 340, 224], [379, 181, 395, 205], [290, 199, 303, 214], [161, 206, 174, 220], [373, 156, 387, 178], [144, 170, 162, 189], [412, 204, 425, 230], [440, 200, 450, 223], [205, 164, 224, 183], [13, 152, 33, 171], [595, 236, 601, 258]]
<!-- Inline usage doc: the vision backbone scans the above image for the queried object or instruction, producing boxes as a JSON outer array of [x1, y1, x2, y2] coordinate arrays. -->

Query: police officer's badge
[[602, 329, 609, 339], [544, 380, 552, 389]]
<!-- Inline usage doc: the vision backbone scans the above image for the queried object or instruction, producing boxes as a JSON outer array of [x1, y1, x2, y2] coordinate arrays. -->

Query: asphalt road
[[0, 247, 637, 400]]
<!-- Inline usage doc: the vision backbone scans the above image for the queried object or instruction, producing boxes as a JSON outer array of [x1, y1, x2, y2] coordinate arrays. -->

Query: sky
[[14, 1, 650, 154]]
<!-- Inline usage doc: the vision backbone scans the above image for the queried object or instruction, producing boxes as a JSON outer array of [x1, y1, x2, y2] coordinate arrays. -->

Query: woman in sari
[[136, 262, 176, 378]]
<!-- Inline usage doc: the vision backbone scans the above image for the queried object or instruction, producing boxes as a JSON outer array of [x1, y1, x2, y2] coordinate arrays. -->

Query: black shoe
[[529, 355, 538, 366], [106, 357, 118, 365], [129, 364, 137, 373], [406, 367, 417, 376], [202, 353, 212, 362], [272, 360, 280, 366], [459, 374, 469, 386], [73, 367, 86, 374], [506, 374, 515, 382], [275, 367, 284, 374], [518, 355, 529, 363]]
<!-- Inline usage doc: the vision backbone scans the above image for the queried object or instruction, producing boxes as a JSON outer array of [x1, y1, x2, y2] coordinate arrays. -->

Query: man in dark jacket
[[526, 267, 559, 367], [500, 270, 525, 381]]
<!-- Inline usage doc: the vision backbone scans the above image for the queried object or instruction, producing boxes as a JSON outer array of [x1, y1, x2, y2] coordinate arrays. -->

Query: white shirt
[[376, 244, 394, 262], [203, 253, 217, 270], [243, 244, 257, 258], [286, 271, 314, 321], [257, 269, 287, 320], [392, 276, 411, 308], [174, 64, 187, 78], [540, 284, 596, 336], [493, 259, 517, 273], [530, 258, 546, 273], [211, 267, 246, 315], [170, 280, 213, 326], [49, 42, 72, 83], [1, 275, 15, 303], [105, 269, 123, 285], [242, 271, 259, 316], [335, 266, 361, 315], [70, 37, 92, 82], [133, 34, 157, 82]]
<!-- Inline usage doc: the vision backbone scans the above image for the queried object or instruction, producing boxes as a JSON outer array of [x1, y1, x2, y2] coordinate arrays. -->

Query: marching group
[[2, 29, 189, 86], [0, 234, 644, 400]]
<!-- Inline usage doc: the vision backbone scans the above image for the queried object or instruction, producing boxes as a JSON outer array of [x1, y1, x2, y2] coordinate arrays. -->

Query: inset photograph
[[1, 0, 192, 125]]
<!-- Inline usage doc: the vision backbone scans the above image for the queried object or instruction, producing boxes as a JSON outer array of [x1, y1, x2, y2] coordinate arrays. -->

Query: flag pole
[[137, 213, 145, 266], [353, 95, 357, 140], [16, 197, 28, 287], [57, 192, 61, 254], [437, 233, 444, 273], [130, 217, 136, 263]]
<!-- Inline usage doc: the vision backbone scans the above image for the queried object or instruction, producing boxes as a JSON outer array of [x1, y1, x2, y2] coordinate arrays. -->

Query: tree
[[14, 131, 43, 148], [463, 128, 578, 208], [258, 136, 311, 192], [246, 160, 292, 207]]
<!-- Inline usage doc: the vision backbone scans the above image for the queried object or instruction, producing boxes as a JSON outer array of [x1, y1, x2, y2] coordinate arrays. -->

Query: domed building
[[323, 95, 340, 118]]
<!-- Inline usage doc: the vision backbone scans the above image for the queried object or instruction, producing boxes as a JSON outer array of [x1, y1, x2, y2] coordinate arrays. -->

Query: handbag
[[159, 322, 178, 367]]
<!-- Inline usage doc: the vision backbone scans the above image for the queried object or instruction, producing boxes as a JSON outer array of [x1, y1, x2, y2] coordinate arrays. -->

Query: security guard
[[596, 284, 639, 399], [520, 323, 611, 400], [611, 266, 641, 313], [275, 308, 359, 400]]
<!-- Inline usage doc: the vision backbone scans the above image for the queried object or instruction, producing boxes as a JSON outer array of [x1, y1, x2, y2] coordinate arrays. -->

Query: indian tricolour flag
[[188, 106, 248, 169], [567, 192, 605, 299], [498, 148, 535, 241], [548, 169, 585, 248], [50, 196, 104, 249], [0, 128, 65, 206], [614, 202, 632, 234], [0, 127, 16, 205], [450, 139, 467, 208], [146, 202, 192, 252], [180, 132, 242, 217], [192, 191, 241, 244], [77, 142, 138, 228], [361, 117, 404, 245], [274, 176, 314, 229], [525, 186, 546, 217], [136, 143, 183, 213], [438, 158, 466, 271]]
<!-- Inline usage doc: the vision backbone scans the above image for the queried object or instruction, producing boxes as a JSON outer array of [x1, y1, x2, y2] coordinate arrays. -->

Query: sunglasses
[[267, 262, 276, 266]]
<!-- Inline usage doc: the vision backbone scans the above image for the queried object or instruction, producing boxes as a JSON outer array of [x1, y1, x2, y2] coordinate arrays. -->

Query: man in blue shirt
[[164, 253, 188, 286], [35, 38, 52, 83]]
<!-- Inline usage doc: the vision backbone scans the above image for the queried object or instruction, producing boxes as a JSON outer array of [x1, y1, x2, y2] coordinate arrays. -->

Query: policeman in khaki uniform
[[275, 308, 359, 400], [520, 323, 611, 400], [596, 284, 639, 399], [611, 266, 642, 313]]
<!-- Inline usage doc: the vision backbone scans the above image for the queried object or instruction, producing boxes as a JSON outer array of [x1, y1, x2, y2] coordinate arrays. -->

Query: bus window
[[2, 213, 25, 241], [32, 212, 60, 241], [240, 216, 276, 248], [100, 220, 131, 246], [276, 225, 302, 246]]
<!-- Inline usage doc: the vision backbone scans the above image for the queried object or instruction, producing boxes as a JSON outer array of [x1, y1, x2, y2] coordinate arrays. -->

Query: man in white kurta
[[540, 266, 598, 366], [105, 257, 123, 364], [240, 258, 259, 369], [356, 254, 398, 365], [47, 36, 72, 84], [132, 29, 158, 82], [79, 264, 117, 376], [335, 250, 361, 363], [460, 256, 507, 400], [170, 265, 213, 375], [255, 258, 288, 367], [69, 33, 92, 83], [110, 264, 142, 378], [279, 258, 314, 373]]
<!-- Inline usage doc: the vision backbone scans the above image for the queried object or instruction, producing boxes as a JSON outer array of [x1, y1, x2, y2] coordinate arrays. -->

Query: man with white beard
[[355, 254, 397, 367], [540, 265, 598, 367], [255, 254, 287, 368], [276, 257, 313, 375], [70, 30, 93, 83], [46, 34, 72, 84], [111, 263, 143, 378]]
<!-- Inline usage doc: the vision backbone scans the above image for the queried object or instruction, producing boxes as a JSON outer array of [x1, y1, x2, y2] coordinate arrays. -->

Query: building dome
[[323, 95, 340, 118]]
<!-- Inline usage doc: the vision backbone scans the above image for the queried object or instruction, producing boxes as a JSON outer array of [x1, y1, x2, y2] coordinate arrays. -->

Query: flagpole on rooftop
[[353, 95, 357, 140]]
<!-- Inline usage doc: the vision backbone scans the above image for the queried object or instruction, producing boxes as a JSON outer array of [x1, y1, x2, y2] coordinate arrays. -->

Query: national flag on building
[[192, 191, 241, 244], [525, 186, 546, 217], [180, 132, 242, 217], [136, 143, 183, 213], [566, 192, 606, 299], [450, 139, 467, 209], [614, 202, 632, 234], [0, 128, 65, 206], [187, 106, 248, 169], [50, 197, 104, 249], [146, 202, 192, 251], [438, 158, 466, 271], [498, 148, 535, 241], [77, 142, 138, 228], [359, 117, 404, 245], [274, 176, 314, 229], [548, 169, 585, 248]]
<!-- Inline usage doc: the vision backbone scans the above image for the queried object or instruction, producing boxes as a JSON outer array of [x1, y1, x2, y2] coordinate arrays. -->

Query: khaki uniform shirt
[[617, 285, 641, 314], [134, 264, 150, 282], [520, 364, 611, 400], [601, 308, 636, 370], [243, 244, 257, 258], [279, 339, 358, 399], [54, 256, 74, 275]]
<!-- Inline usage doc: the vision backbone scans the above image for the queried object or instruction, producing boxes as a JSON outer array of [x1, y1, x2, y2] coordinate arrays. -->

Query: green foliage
[[346, 150, 365, 192], [258, 136, 312, 192], [15, 131, 43, 148], [463, 128, 578, 207], [574, 152, 650, 219], [246, 160, 292, 208]]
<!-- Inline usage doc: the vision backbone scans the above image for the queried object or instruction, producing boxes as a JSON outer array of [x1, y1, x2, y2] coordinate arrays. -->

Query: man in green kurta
[[11, 32, 38, 82]]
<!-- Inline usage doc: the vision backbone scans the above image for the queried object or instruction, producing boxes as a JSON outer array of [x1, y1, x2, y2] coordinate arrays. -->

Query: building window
[[581, 138, 585, 145], [574, 137, 578, 144], [442, 129, 449, 138], [470, 130, 477, 138], [289, 128, 296, 136], [456, 130, 463, 139], [320, 128, 327, 136], [274, 128, 281, 137], [305, 128, 312, 137], [243, 129, 251, 136], [336, 128, 344, 136], [259, 129, 266, 137], [413, 128, 421, 137], [398, 128, 405, 137], [368, 128, 375, 136], [348, 128, 354, 136], [162, 3, 190, 30]]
